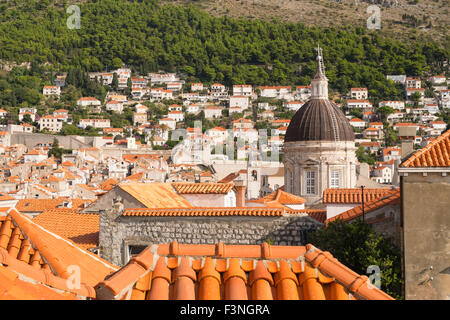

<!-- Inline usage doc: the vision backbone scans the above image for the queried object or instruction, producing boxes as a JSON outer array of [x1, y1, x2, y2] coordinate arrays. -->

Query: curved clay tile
[[224, 259, 248, 300], [299, 264, 326, 300], [173, 257, 197, 300], [274, 260, 299, 300], [198, 257, 221, 300], [249, 261, 274, 300], [148, 258, 171, 300]]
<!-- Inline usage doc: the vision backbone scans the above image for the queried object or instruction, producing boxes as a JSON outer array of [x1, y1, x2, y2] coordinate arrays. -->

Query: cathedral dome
[[285, 99, 355, 142], [285, 45, 354, 142]]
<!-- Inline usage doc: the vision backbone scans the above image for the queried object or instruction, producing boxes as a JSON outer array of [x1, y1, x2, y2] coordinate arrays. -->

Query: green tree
[[112, 72, 119, 92], [309, 219, 402, 299]]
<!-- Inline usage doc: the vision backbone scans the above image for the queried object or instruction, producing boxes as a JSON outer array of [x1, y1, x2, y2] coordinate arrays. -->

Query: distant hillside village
[[0, 66, 448, 197]]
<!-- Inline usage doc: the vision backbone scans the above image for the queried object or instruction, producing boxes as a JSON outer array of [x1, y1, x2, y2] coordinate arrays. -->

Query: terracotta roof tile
[[122, 207, 313, 217], [6, 208, 118, 287], [119, 183, 193, 209], [94, 242, 393, 300], [251, 189, 306, 207], [171, 182, 234, 194], [326, 189, 400, 224], [401, 129, 450, 168], [33, 209, 99, 250], [322, 188, 395, 204]]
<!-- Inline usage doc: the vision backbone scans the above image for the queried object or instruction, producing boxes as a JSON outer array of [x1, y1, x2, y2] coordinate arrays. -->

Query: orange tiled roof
[[252, 189, 306, 208], [6, 208, 117, 287], [401, 129, 450, 168], [119, 183, 193, 209], [323, 188, 396, 204], [171, 182, 234, 194], [94, 242, 394, 300], [326, 189, 400, 224], [122, 207, 312, 217], [33, 209, 99, 251]]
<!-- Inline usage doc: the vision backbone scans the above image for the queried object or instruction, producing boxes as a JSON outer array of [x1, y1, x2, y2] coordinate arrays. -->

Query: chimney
[[234, 179, 246, 207], [398, 127, 416, 160]]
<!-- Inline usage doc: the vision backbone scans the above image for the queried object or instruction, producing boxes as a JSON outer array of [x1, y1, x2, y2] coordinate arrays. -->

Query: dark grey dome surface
[[285, 99, 355, 142]]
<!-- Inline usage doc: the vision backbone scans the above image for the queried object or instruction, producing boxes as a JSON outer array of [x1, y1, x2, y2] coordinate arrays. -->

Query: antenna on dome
[[315, 44, 326, 76]]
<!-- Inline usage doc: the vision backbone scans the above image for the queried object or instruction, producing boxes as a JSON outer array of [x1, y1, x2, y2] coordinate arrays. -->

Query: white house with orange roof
[[103, 128, 123, 137], [191, 83, 203, 91], [369, 122, 383, 130], [232, 118, 253, 130], [261, 110, 274, 120], [393, 122, 419, 132], [379, 100, 405, 110], [167, 110, 184, 122], [168, 104, 183, 112], [271, 119, 290, 127], [382, 147, 402, 162], [259, 86, 292, 99], [167, 82, 183, 92], [152, 88, 174, 101], [186, 104, 200, 114], [0, 109, 8, 118], [406, 88, 425, 101], [39, 115, 63, 133], [349, 87, 368, 100], [23, 149, 48, 163], [159, 118, 176, 130], [77, 97, 101, 108], [131, 77, 148, 88], [284, 101, 304, 111], [79, 119, 110, 129], [405, 77, 421, 88], [439, 89, 449, 101], [206, 127, 228, 143], [295, 85, 311, 100], [363, 127, 382, 139], [229, 96, 249, 111], [204, 106, 222, 119], [132, 112, 147, 126], [20, 123, 34, 133], [430, 121, 447, 132], [149, 73, 178, 84], [43, 85, 61, 97], [232, 84, 252, 96], [349, 118, 366, 130], [105, 100, 124, 113], [372, 166, 392, 184], [429, 75, 446, 85], [347, 99, 373, 110]]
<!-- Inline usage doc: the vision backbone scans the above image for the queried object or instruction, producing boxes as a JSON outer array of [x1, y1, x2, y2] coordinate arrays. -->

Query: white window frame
[[305, 170, 316, 195], [330, 170, 340, 188]]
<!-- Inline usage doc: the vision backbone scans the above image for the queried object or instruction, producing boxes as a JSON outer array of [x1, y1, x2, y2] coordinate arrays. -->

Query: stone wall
[[401, 173, 450, 300], [99, 211, 323, 266], [10, 132, 94, 149]]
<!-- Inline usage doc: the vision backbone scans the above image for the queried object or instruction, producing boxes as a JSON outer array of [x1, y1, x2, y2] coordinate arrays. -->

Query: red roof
[[401, 129, 450, 167], [94, 242, 394, 300], [327, 189, 400, 224], [323, 188, 396, 204]]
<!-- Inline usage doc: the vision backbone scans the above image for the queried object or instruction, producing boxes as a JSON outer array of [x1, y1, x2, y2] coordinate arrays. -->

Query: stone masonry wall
[[99, 212, 323, 266]]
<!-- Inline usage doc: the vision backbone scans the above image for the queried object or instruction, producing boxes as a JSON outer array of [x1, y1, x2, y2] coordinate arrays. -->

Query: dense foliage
[[309, 219, 403, 299], [0, 0, 447, 101]]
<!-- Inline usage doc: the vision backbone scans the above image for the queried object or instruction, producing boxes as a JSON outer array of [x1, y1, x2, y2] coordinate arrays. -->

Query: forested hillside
[[0, 0, 448, 99]]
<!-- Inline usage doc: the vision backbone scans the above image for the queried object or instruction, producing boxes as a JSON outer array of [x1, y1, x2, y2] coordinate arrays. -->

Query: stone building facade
[[98, 206, 323, 266], [283, 47, 357, 206]]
